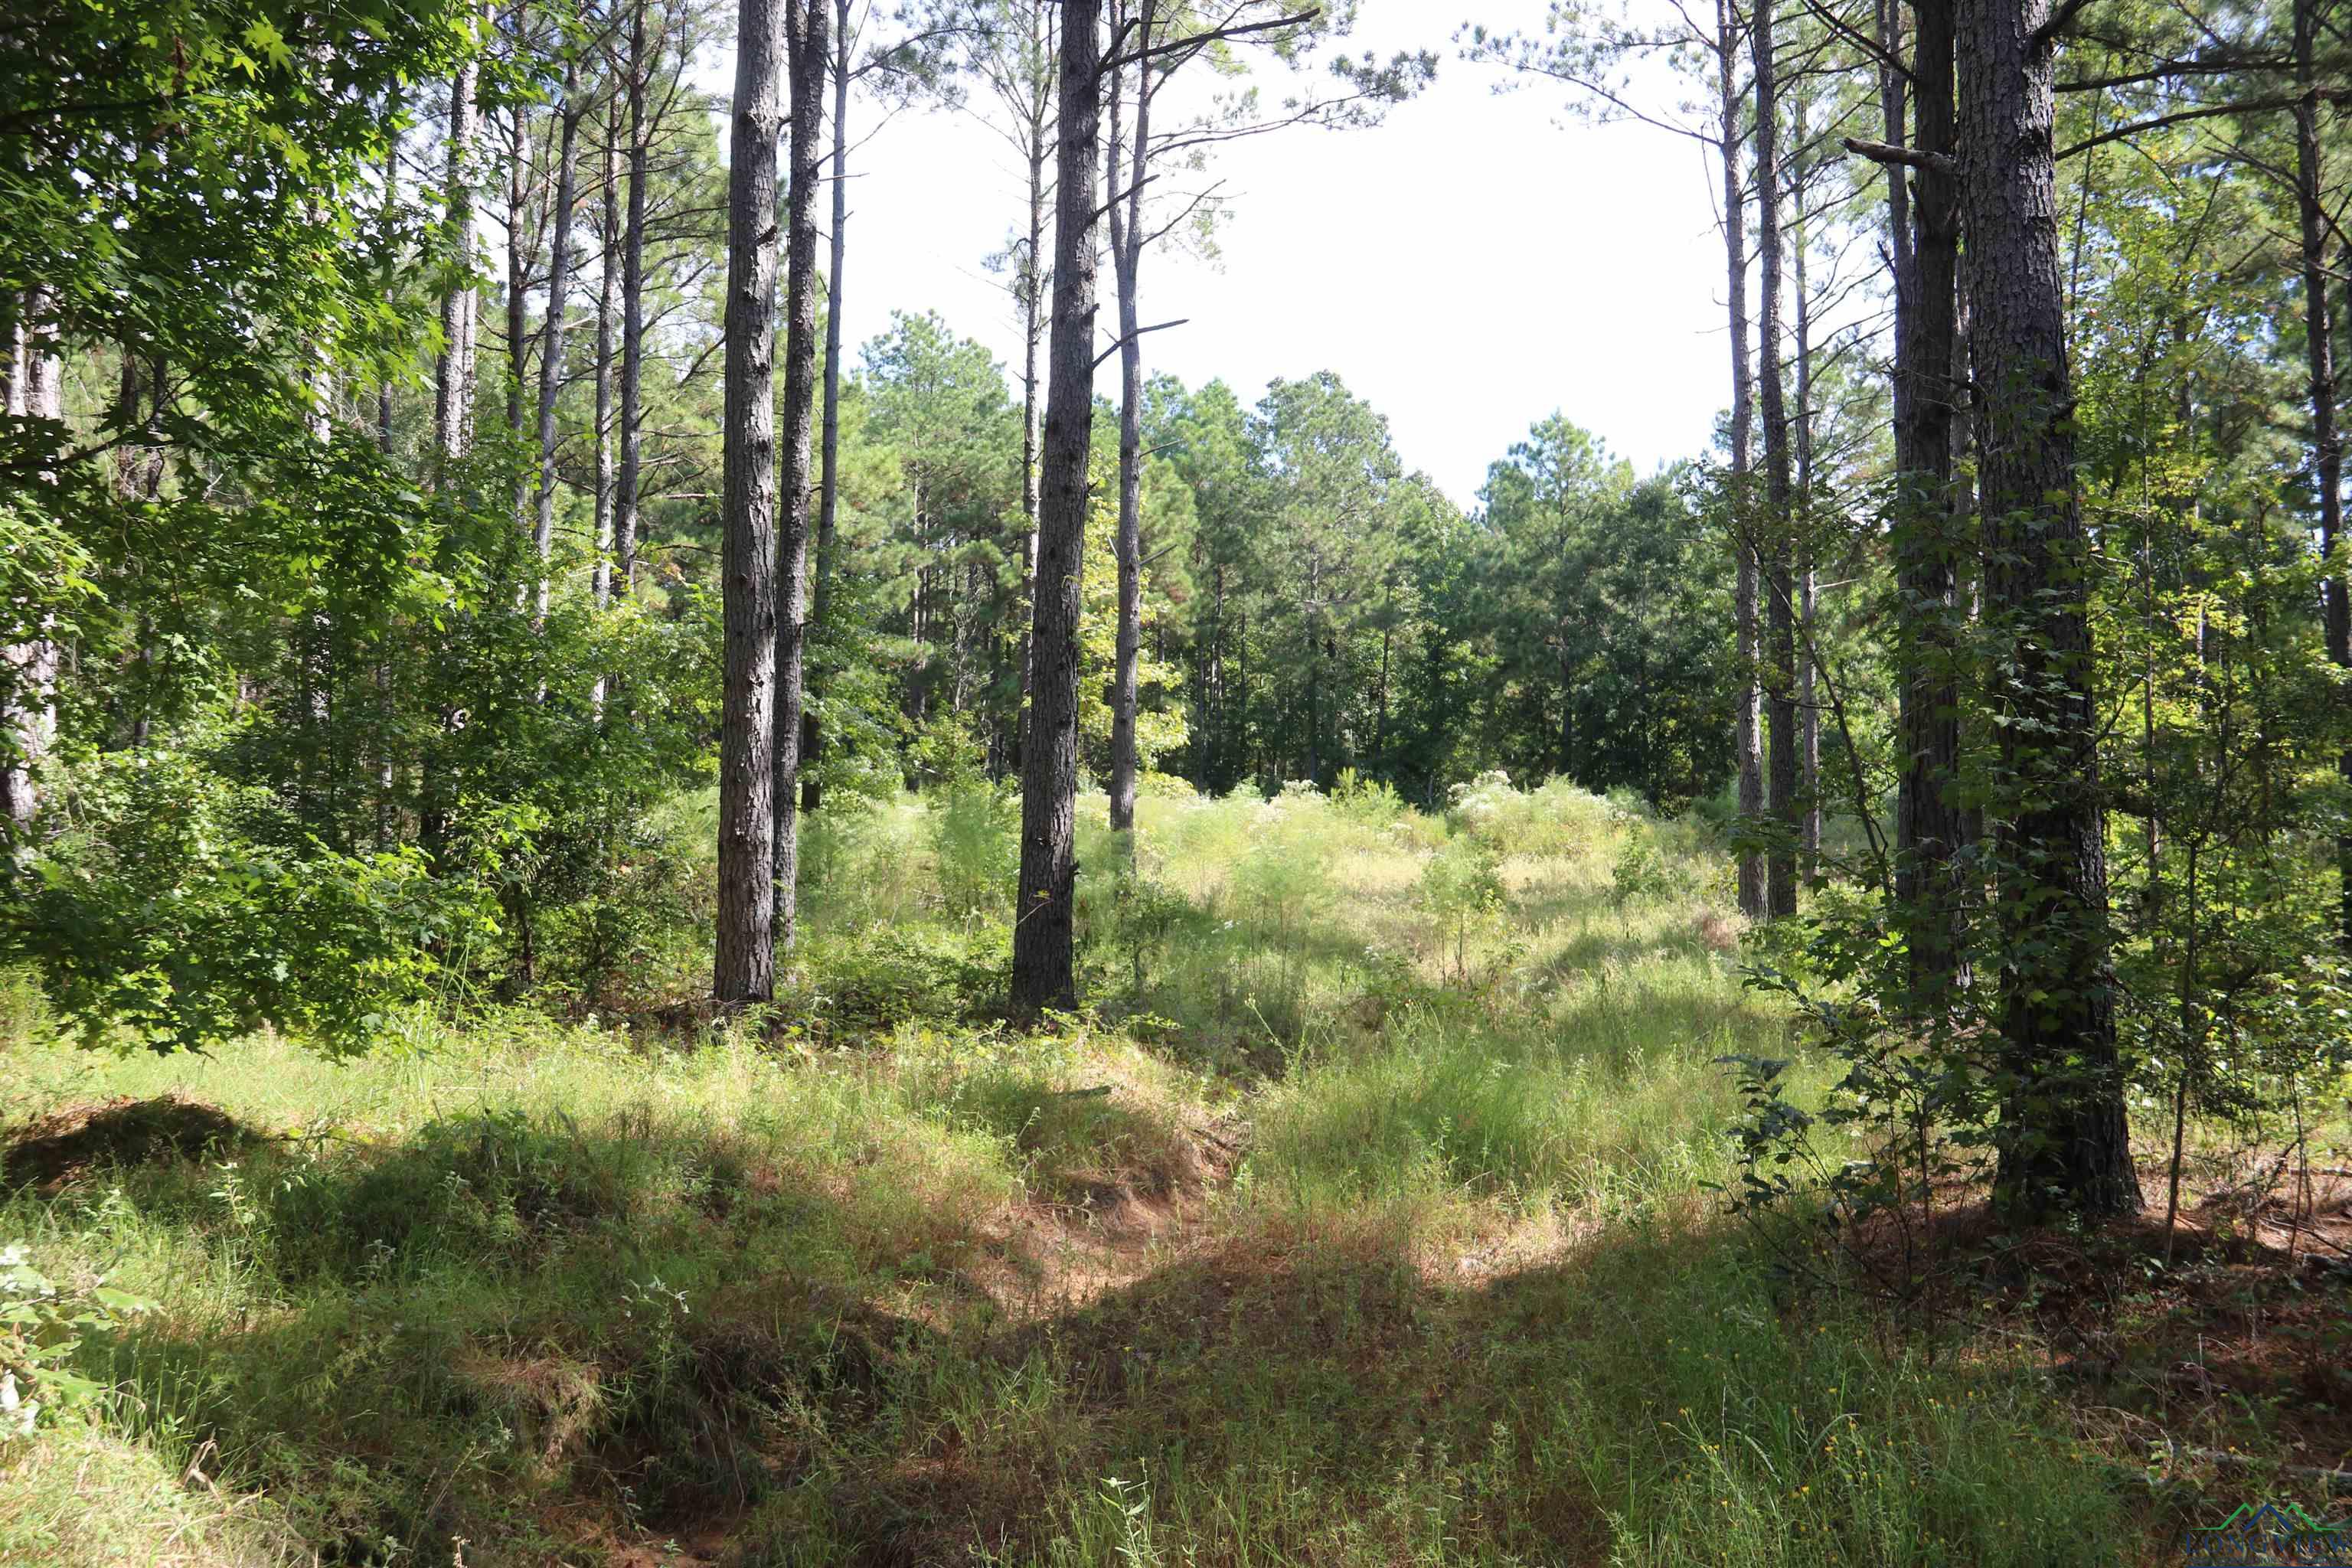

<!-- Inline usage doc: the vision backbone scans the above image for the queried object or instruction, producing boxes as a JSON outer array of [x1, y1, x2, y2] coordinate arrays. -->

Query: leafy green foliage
[[2, 749, 475, 1055], [1, 1244, 149, 1438]]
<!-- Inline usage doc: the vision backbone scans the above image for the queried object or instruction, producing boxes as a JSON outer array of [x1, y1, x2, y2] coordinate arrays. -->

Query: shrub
[[2, 750, 482, 1055], [1421, 834, 1506, 981]]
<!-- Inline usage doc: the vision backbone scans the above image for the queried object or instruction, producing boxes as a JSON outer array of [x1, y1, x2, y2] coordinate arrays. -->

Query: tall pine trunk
[[714, 0, 785, 1004], [1791, 94, 1820, 870], [771, 0, 828, 953], [1106, 3, 1152, 838], [593, 98, 618, 611], [1753, 0, 1798, 920], [2294, 0, 2349, 943], [615, 0, 650, 593], [1960, 0, 2140, 1220], [1717, 0, 1764, 920], [1011, 0, 1102, 1015], [802, 0, 854, 814], [505, 13, 537, 537], [1893, 0, 1966, 1004], [1013, 0, 1054, 774]]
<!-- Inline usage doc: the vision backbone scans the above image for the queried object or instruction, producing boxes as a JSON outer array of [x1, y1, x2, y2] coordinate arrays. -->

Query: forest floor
[[2, 780, 2347, 1566]]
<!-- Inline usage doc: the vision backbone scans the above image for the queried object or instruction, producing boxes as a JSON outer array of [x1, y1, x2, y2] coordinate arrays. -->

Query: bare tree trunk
[[1753, 0, 1798, 920], [505, 18, 536, 490], [1792, 93, 1820, 871], [814, 0, 851, 637], [436, 38, 482, 466], [2, 291, 60, 828], [1718, 0, 1764, 920], [1960, 0, 2139, 1220], [594, 96, 619, 611], [1011, 0, 1101, 1015], [380, 118, 401, 454], [1106, 2, 1152, 837], [532, 54, 583, 619], [714, 0, 785, 1004], [771, 0, 828, 955], [2295, 0, 2349, 943], [802, 0, 854, 816], [1012, 0, 1054, 774], [615, 0, 650, 592]]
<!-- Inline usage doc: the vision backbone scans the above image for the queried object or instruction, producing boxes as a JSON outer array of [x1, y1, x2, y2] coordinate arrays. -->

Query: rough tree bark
[[771, 0, 828, 954], [1959, 0, 2141, 1220], [714, 0, 784, 1004], [1011, 0, 1102, 1015], [1717, 0, 1764, 920], [1753, 0, 1798, 920], [1894, 0, 1965, 1004]]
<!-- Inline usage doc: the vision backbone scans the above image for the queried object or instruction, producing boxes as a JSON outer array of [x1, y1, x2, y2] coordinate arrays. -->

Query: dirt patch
[[3, 1095, 256, 1195]]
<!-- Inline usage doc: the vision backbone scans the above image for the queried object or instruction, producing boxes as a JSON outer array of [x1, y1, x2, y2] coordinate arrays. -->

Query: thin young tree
[[805, 0, 972, 806], [966, 0, 1058, 766], [1011, 0, 1102, 1014], [1102, 1, 1429, 833], [532, 51, 586, 618], [803, 0, 860, 814], [593, 79, 619, 610], [503, 2, 541, 536], [1719, 0, 1763, 919], [1104, 2, 1151, 834], [715, 0, 785, 1004], [436, 27, 485, 466], [613, 0, 655, 590], [1462, 5, 1759, 907], [1752, 0, 1798, 919]]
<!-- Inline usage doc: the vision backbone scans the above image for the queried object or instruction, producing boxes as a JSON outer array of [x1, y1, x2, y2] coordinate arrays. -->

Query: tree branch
[[2059, 54, 2292, 92], [2057, 90, 2345, 158], [1094, 319, 1187, 369], [1097, 8, 1320, 78], [2033, 0, 2096, 48], [1843, 136, 1958, 175]]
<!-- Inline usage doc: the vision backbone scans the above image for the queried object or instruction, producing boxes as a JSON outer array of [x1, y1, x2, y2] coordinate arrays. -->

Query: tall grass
[[0, 777, 2205, 1566]]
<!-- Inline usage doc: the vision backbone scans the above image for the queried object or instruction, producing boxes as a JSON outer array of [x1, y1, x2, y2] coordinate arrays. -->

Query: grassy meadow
[[2, 777, 2344, 1566]]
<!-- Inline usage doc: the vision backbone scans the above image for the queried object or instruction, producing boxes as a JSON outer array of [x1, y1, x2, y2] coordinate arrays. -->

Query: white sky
[[778, 2, 1735, 508]]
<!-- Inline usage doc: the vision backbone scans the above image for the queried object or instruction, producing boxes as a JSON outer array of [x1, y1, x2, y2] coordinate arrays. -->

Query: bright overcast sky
[[756, 1, 1734, 508]]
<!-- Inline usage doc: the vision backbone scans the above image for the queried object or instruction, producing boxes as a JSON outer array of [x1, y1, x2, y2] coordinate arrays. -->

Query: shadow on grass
[[3, 1095, 258, 1197], [9, 1096, 2202, 1568]]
